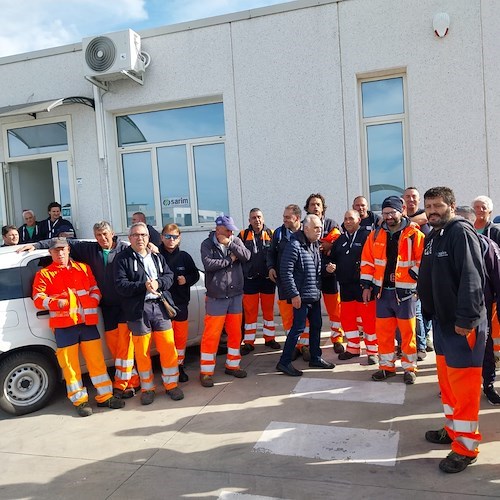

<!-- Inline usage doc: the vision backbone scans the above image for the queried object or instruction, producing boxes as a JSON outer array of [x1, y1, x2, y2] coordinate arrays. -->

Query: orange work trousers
[[341, 300, 377, 356], [108, 323, 140, 390], [323, 292, 343, 343], [243, 292, 276, 344]]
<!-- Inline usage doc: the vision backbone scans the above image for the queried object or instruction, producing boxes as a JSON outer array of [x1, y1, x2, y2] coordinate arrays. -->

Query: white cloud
[[0, 0, 148, 57]]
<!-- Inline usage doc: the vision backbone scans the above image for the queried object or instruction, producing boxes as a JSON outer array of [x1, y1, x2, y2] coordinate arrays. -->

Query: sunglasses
[[162, 234, 180, 240]]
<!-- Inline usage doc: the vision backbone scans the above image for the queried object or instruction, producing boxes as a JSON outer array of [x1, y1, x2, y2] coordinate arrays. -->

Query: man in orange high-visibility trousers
[[419, 187, 487, 473], [32, 237, 125, 417], [239, 208, 278, 354], [114, 222, 184, 406], [199, 215, 251, 387], [360, 196, 425, 385]]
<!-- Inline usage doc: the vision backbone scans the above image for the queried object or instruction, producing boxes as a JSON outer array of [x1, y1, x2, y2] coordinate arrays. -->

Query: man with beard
[[419, 187, 487, 473]]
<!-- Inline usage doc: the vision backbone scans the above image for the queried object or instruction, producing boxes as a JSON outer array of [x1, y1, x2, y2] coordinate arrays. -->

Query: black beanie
[[381, 196, 404, 213]]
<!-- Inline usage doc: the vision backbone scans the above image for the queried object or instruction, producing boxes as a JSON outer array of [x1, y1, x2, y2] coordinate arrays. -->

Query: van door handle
[[36, 310, 49, 317]]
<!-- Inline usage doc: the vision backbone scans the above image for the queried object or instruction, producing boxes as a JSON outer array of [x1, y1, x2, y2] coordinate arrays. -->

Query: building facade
[[1, 0, 499, 263]]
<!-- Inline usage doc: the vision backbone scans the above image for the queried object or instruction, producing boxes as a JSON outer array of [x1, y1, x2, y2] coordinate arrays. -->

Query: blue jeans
[[415, 299, 429, 351], [279, 300, 322, 365]]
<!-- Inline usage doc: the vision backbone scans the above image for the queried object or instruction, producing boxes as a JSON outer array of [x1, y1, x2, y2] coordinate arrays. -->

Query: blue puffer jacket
[[279, 230, 321, 303]]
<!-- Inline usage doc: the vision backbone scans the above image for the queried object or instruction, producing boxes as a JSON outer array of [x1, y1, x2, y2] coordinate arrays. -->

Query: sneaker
[[200, 374, 214, 387], [97, 396, 126, 409], [76, 402, 93, 417], [224, 368, 247, 378], [439, 451, 477, 473], [301, 346, 311, 362], [265, 339, 281, 350], [166, 387, 184, 401], [333, 342, 345, 354], [484, 385, 500, 405], [140, 390, 155, 405], [240, 343, 254, 356], [367, 355, 379, 365], [371, 369, 396, 381], [338, 351, 359, 360], [417, 350, 427, 361], [425, 428, 452, 445], [403, 371, 417, 385], [178, 365, 189, 383]]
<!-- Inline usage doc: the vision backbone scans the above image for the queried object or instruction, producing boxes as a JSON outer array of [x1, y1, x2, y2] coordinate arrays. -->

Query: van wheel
[[0, 351, 58, 416]]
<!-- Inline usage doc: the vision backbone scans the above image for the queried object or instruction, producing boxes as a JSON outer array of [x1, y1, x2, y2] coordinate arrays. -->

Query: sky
[[0, 0, 288, 58]]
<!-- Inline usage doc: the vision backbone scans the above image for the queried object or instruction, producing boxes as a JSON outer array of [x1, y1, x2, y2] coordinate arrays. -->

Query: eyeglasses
[[382, 211, 398, 218], [162, 234, 180, 240], [130, 233, 148, 238]]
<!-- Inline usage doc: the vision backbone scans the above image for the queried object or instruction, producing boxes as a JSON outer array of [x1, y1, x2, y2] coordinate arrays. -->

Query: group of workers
[[7, 186, 500, 475]]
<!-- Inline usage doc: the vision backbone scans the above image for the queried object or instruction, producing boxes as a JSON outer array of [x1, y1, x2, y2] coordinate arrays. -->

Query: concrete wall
[[0, 0, 499, 263]]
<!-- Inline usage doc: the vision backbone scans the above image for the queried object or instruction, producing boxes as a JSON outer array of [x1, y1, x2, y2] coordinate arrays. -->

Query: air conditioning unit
[[83, 29, 146, 82]]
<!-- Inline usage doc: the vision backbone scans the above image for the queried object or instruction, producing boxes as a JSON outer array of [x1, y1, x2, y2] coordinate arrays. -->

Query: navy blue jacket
[[279, 230, 321, 303], [159, 246, 199, 305], [114, 247, 174, 321]]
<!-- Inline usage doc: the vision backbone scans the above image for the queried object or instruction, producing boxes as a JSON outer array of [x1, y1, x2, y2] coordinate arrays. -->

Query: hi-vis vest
[[33, 260, 101, 328], [360, 222, 425, 296]]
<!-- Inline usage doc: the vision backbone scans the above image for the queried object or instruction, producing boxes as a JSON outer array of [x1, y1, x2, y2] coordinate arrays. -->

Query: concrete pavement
[[0, 327, 499, 500]]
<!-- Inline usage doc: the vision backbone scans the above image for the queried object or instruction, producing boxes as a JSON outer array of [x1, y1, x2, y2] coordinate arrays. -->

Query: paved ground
[[0, 325, 499, 500]]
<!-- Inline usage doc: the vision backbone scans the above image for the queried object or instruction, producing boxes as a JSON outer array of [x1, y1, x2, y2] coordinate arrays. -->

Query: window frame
[[358, 72, 411, 208], [118, 132, 227, 231]]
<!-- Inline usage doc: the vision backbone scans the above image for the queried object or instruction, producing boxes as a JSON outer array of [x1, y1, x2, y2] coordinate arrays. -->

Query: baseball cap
[[215, 215, 238, 231], [49, 237, 68, 249]]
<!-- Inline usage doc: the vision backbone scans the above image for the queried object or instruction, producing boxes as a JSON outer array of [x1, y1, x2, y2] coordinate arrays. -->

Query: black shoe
[[371, 369, 396, 381], [309, 359, 335, 369], [265, 339, 281, 350], [200, 374, 214, 387], [338, 351, 359, 360], [276, 362, 303, 377], [439, 451, 477, 473], [224, 368, 247, 378], [367, 355, 379, 365], [333, 342, 345, 354], [113, 387, 137, 399], [240, 343, 255, 356], [301, 346, 311, 362], [97, 396, 125, 409], [425, 428, 452, 445], [291, 348, 301, 361], [140, 390, 155, 405], [484, 385, 500, 405], [178, 365, 189, 383], [76, 402, 93, 417], [403, 371, 417, 385]]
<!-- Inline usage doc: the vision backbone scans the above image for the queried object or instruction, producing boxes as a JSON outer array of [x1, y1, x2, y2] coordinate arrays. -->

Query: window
[[360, 76, 408, 211], [7, 122, 68, 158], [117, 103, 228, 228]]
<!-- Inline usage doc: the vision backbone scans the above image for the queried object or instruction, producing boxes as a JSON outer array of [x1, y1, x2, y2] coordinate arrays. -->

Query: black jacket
[[18, 222, 42, 243], [418, 217, 486, 329], [280, 230, 321, 303], [38, 217, 76, 239], [114, 247, 174, 321], [329, 228, 370, 285], [481, 221, 500, 246], [159, 246, 200, 305]]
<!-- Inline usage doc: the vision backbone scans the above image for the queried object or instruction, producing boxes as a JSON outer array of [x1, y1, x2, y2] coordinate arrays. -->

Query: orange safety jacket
[[360, 220, 425, 299], [33, 259, 101, 328]]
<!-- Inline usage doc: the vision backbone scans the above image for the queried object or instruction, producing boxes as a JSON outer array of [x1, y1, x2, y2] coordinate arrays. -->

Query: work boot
[[333, 342, 345, 354], [240, 343, 254, 356], [113, 388, 137, 399], [76, 402, 93, 417], [200, 374, 214, 387], [338, 351, 359, 360], [178, 365, 189, 383], [97, 396, 126, 409], [140, 390, 155, 405], [265, 339, 281, 350], [371, 369, 396, 381], [403, 371, 417, 385], [439, 452, 477, 473], [166, 387, 184, 401], [224, 368, 247, 378], [425, 428, 452, 445], [301, 346, 311, 362]]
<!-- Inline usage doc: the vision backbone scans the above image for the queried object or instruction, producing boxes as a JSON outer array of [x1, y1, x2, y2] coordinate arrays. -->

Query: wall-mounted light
[[433, 12, 450, 37]]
